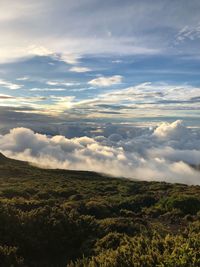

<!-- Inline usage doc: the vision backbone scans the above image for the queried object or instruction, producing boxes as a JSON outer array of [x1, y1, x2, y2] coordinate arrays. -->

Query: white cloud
[[68, 82, 200, 120], [98, 82, 200, 103], [176, 24, 200, 43], [28, 45, 53, 57], [69, 66, 91, 73], [88, 75, 123, 87], [0, 120, 199, 185], [153, 120, 190, 140], [0, 79, 23, 90], [46, 81, 80, 86], [58, 53, 81, 65], [0, 94, 14, 99]]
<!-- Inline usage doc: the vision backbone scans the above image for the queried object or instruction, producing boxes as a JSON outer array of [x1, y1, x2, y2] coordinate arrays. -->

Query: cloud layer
[[0, 120, 199, 185]]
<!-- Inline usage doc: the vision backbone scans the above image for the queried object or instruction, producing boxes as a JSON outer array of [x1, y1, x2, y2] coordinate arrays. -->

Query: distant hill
[[0, 152, 199, 267]]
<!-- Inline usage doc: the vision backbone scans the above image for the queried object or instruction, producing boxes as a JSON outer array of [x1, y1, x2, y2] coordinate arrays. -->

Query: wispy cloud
[[46, 81, 80, 87], [58, 53, 81, 65], [175, 24, 200, 43], [97, 82, 200, 105], [0, 94, 14, 99], [88, 75, 122, 87], [30, 88, 66, 92], [28, 45, 53, 57], [69, 66, 91, 73], [67, 82, 200, 120], [0, 79, 23, 90], [1, 82, 199, 121], [16, 76, 29, 81]]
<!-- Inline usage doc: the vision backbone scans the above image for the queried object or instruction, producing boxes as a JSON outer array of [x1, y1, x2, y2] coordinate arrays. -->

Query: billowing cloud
[[0, 120, 199, 185], [88, 75, 122, 87], [153, 120, 190, 140]]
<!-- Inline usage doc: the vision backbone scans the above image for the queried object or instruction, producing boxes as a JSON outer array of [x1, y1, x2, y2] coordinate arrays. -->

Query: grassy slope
[[0, 153, 199, 266]]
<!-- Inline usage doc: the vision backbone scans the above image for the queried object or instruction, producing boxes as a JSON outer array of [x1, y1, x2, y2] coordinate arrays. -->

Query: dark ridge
[[0, 152, 27, 166], [0, 152, 8, 162]]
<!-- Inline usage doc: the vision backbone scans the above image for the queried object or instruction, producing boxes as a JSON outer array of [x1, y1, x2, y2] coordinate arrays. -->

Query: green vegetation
[[0, 153, 199, 267]]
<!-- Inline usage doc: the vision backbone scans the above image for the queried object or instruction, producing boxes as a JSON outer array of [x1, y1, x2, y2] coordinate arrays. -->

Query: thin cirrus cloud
[[88, 75, 123, 87]]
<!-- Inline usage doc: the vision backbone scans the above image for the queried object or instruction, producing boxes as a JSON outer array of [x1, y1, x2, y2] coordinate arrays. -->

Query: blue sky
[[0, 0, 200, 129]]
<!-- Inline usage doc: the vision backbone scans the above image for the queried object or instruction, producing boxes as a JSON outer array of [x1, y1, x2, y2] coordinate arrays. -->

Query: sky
[[0, 0, 200, 183]]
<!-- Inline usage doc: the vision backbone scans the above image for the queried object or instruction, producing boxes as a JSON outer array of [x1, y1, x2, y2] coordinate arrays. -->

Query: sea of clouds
[[0, 120, 200, 185]]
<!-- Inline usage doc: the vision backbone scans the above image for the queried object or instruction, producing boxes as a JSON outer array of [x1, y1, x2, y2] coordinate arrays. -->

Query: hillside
[[0, 153, 199, 267]]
